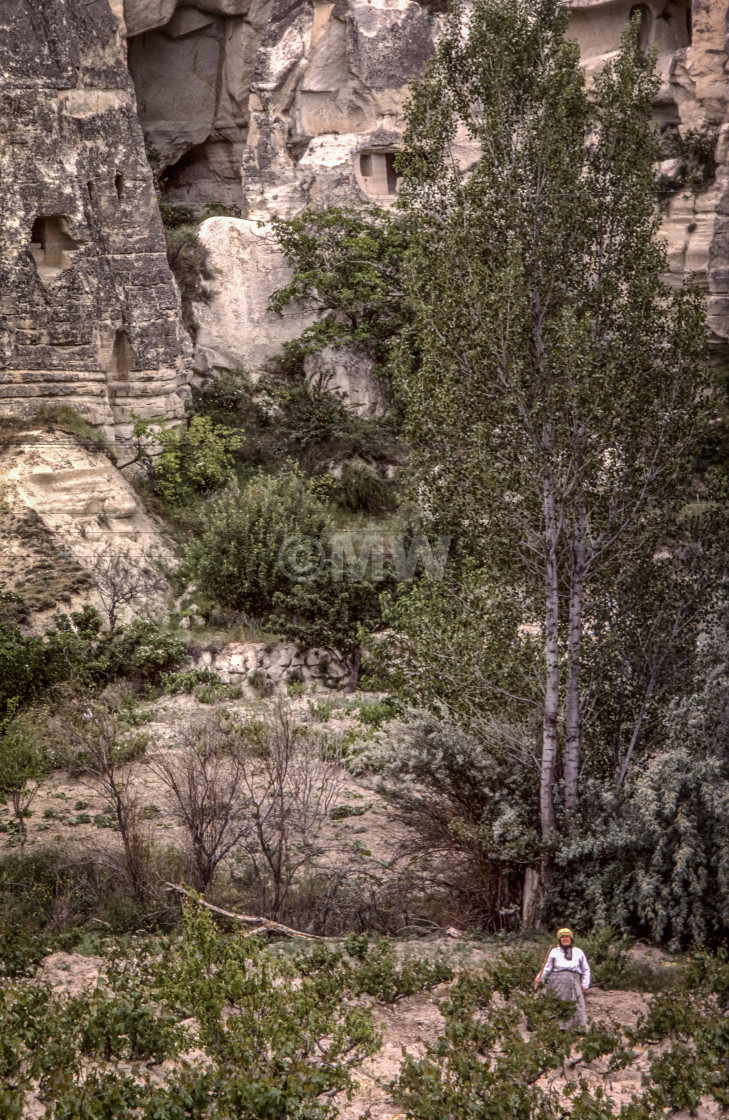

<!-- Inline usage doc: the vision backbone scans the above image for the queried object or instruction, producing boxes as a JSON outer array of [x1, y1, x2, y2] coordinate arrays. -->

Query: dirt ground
[[4, 690, 417, 918]]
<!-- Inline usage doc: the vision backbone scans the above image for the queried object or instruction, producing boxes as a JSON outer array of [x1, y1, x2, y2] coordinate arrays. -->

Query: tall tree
[[396, 0, 710, 845]]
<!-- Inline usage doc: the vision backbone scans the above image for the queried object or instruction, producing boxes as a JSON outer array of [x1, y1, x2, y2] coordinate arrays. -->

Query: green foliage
[[158, 904, 381, 1111], [164, 227, 213, 337], [0, 611, 186, 724], [130, 415, 242, 507], [658, 124, 718, 192], [332, 460, 396, 514], [390, 0, 713, 849], [183, 469, 328, 617], [161, 668, 220, 694], [202, 202, 242, 219], [547, 605, 729, 947], [356, 697, 403, 728], [348, 710, 537, 926], [0, 405, 112, 458], [0, 706, 52, 851], [192, 369, 401, 493], [158, 200, 196, 229], [270, 205, 410, 385]]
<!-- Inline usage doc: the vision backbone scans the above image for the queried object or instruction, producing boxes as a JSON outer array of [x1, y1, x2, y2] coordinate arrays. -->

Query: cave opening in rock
[[115, 172, 124, 199], [108, 328, 135, 377], [358, 152, 400, 198], [29, 216, 81, 280], [630, 4, 653, 51], [663, 0, 692, 48], [87, 180, 96, 199]]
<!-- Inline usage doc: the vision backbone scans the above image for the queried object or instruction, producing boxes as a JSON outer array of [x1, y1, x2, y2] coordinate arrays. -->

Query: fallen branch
[[165, 883, 323, 940]]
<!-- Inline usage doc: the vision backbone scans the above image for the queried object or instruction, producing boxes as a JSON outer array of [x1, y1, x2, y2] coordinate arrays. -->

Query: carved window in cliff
[[108, 329, 135, 378], [658, 0, 691, 49], [357, 152, 400, 198], [29, 216, 81, 281], [115, 172, 124, 199], [630, 5, 653, 51]]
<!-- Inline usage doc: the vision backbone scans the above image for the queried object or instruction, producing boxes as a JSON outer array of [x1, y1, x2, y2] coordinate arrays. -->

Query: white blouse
[[542, 946, 591, 990]]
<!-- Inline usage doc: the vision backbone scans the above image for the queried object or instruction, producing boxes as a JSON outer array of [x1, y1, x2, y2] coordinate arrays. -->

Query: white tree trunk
[[541, 464, 559, 839]]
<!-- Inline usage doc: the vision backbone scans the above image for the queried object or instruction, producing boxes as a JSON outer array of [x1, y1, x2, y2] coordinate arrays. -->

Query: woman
[[537, 927, 591, 1029]]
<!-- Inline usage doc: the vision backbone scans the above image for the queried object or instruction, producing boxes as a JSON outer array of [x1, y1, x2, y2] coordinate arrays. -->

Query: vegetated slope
[[2, 918, 724, 1120]]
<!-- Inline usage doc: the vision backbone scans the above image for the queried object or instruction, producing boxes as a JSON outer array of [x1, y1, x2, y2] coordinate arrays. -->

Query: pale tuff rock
[[304, 345, 386, 418], [568, 0, 729, 350], [125, 0, 436, 215], [0, 0, 191, 446], [127, 0, 271, 206], [193, 217, 384, 415], [193, 217, 316, 373], [0, 432, 172, 623]]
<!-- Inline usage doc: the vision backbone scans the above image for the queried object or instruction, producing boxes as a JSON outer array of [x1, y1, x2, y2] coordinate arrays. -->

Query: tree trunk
[[541, 465, 559, 840], [343, 648, 361, 695], [564, 533, 586, 828], [522, 867, 542, 928]]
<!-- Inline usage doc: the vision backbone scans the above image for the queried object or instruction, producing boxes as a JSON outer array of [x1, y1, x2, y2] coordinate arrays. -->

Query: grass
[[0, 405, 114, 459]]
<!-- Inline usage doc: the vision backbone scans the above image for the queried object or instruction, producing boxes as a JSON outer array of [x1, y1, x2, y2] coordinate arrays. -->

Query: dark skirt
[[545, 969, 587, 1028]]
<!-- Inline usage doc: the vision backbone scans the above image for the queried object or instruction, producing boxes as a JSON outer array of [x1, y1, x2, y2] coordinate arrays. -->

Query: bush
[[129, 414, 243, 507], [552, 637, 729, 948], [183, 469, 329, 618], [192, 368, 402, 481], [348, 711, 538, 928], [165, 226, 214, 336]]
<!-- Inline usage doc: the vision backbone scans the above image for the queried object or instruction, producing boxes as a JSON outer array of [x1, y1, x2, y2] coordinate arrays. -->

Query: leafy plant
[[270, 204, 410, 387]]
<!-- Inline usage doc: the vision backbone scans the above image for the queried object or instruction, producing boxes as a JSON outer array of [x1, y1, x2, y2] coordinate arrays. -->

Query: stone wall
[[189, 638, 349, 693], [0, 0, 191, 445]]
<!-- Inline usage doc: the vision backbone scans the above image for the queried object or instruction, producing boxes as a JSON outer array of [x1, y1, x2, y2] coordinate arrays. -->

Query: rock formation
[[125, 0, 729, 394], [0, 428, 172, 627], [193, 217, 315, 375], [570, 0, 729, 350], [0, 0, 191, 445], [125, 0, 438, 217]]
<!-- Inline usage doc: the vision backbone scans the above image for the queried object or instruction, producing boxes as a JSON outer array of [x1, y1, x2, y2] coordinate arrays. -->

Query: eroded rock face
[[193, 216, 315, 373], [192, 217, 382, 414], [125, 0, 438, 215], [0, 431, 173, 625], [0, 0, 191, 445], [568, 0, 729, 349], [126, 0, 271, 206]]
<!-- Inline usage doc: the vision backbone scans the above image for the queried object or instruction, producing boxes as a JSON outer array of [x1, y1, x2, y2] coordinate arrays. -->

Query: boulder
[[193, 218, 315, 374], [304, 344, 385, 418]]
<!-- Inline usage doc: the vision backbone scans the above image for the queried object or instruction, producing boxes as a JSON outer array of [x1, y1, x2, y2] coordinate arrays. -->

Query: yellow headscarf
[[557, 927, 573, 941]]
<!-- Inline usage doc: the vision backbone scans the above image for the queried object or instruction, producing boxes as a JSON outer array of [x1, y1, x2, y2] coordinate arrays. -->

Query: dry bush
[[53, 700, 151, 899], [234, 706, 344, 920], [154, 706, 345, 920], [88, 544, 166, 632], [149, 713, 253, 893]]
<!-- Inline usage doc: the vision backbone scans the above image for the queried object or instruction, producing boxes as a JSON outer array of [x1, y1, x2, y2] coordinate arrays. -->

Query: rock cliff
[[571, 0, 729, 350], [126, 0, 729, 364], [0, 0, 191, 445], [125, 0, 437, 218]]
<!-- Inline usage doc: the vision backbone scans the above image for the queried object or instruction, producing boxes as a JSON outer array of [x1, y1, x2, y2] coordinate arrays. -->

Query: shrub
[[333, 460, 396, 514], [192, 368, 402, 479], [165, 226, 214, 336], [129, 414, 243, 507], [183, 469, 329, 617], [348, 711, 538, 928]]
